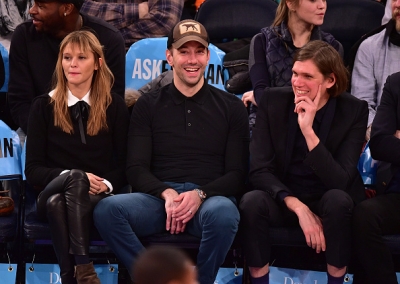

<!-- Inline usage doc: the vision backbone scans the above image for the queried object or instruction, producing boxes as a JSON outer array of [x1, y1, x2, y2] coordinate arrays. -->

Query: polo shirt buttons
[[187, 110, 191, 126]]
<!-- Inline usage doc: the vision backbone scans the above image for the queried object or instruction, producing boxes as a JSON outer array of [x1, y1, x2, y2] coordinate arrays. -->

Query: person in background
[[240, 40, 367, 284], [0, 0, 32, 50], [80, 0, 183, 49], [352, 71, 400, 284], [133, 246, 199, 284], [25, 30, 129, 284], [8, 0, 125, 142], [241, 0, 343, 131], [382, 0, 391, 25], [351, 0, 400, 140], [94, 19, 249, 284]]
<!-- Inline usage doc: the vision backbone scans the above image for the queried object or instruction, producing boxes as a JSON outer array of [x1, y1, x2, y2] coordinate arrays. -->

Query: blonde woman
[[25, 30, 129, 284]]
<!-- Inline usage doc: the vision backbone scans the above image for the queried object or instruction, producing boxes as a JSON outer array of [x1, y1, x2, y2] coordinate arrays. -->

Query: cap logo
[[179, 22, 201, 34]]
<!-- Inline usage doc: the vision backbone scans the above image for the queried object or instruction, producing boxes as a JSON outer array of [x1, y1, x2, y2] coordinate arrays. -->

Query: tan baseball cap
[[167, 19, 209, 49]]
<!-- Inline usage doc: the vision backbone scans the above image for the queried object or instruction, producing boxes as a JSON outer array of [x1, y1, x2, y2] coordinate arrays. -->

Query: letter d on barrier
[[49, 272, 61, 283], [284, 277, 294, 284]]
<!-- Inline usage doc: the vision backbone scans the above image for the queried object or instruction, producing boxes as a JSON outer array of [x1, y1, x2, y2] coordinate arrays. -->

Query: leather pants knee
[[37, 169, 105, 282]]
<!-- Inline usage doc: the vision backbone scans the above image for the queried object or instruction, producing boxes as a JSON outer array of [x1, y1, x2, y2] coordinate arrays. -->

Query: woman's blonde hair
[[273, 0, 300, 27], [51, 29, 114, 135]]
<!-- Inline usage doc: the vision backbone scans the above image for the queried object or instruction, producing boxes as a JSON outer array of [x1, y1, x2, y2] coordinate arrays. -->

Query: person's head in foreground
[[291, 40, 348, 106], [133, 246, 199, 284]]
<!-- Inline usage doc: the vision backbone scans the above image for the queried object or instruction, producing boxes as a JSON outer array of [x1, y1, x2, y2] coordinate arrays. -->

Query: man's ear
[[326, 73, 336, 89], [166, 49, 174, 67], [62, 3, 75, 16]]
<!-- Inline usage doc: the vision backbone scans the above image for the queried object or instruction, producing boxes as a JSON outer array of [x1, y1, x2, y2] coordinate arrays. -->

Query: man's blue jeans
[[93, 182, 240, 284]]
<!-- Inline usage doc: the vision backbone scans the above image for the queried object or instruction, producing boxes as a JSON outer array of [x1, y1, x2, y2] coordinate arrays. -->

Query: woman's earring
[[64, 12, 67, 17]]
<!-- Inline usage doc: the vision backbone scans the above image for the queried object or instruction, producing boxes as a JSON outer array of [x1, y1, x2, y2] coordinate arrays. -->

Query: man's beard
[[393, 9, 400, 31]]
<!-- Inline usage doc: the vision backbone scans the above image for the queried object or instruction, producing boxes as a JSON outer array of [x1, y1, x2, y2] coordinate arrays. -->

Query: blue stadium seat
[[0, 120, 22, 272], [125, 37, 228, 92]]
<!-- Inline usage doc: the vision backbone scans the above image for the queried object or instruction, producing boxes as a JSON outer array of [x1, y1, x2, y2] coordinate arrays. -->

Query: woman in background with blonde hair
[[242, 0, 343, 131], [25, 30, 129, 284]]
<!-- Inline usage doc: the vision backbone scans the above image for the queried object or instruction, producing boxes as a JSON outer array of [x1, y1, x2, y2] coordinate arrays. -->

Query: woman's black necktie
[[71, 101, 90, 144]]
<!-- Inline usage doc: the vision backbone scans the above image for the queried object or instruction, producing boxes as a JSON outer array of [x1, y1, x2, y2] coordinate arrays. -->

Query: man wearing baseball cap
[[8, 0, 125, 136], [94, 19, 250, 284]]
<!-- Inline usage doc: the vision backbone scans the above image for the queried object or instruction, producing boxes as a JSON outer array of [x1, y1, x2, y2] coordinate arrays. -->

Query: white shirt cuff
[[102, 179, 113, 194]]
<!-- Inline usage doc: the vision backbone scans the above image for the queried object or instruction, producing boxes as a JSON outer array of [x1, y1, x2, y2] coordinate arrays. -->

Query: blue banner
[[21, 137, 26, 181], [0, 263, 17, 283], [125, 37, 228, 92], [214, 266, 400, 284], [0, 43, 9, 92], [270, 266, 332, 284], [25, 263, 118, 284], [358, 141, 379, 185], [0, 120, 22, 179], [214, 267, 242, 284]]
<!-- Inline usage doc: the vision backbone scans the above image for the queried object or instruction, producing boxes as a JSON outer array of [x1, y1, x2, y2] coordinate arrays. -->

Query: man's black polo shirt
[[127, 81, 250, 198]]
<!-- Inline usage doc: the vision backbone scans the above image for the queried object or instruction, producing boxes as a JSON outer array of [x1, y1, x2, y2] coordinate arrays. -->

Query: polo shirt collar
[[170, 80, 209, 105]]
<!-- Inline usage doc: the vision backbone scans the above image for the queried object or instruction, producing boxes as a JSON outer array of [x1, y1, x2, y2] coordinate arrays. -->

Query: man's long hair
[[294, 40, 349, 97]]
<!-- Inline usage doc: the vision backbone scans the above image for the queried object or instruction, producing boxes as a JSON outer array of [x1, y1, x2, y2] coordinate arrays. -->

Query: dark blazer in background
[[250, 86, 368, 204], [370, 72, 400, 193]]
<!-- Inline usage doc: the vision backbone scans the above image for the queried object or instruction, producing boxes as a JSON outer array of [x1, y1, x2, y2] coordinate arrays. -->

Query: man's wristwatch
[[194, 189, 207, 202]]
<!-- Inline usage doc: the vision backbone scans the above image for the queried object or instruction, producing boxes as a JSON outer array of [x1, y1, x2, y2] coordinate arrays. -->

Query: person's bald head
[[29, 0, 83, 38], [133, 246, 199, 284]]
